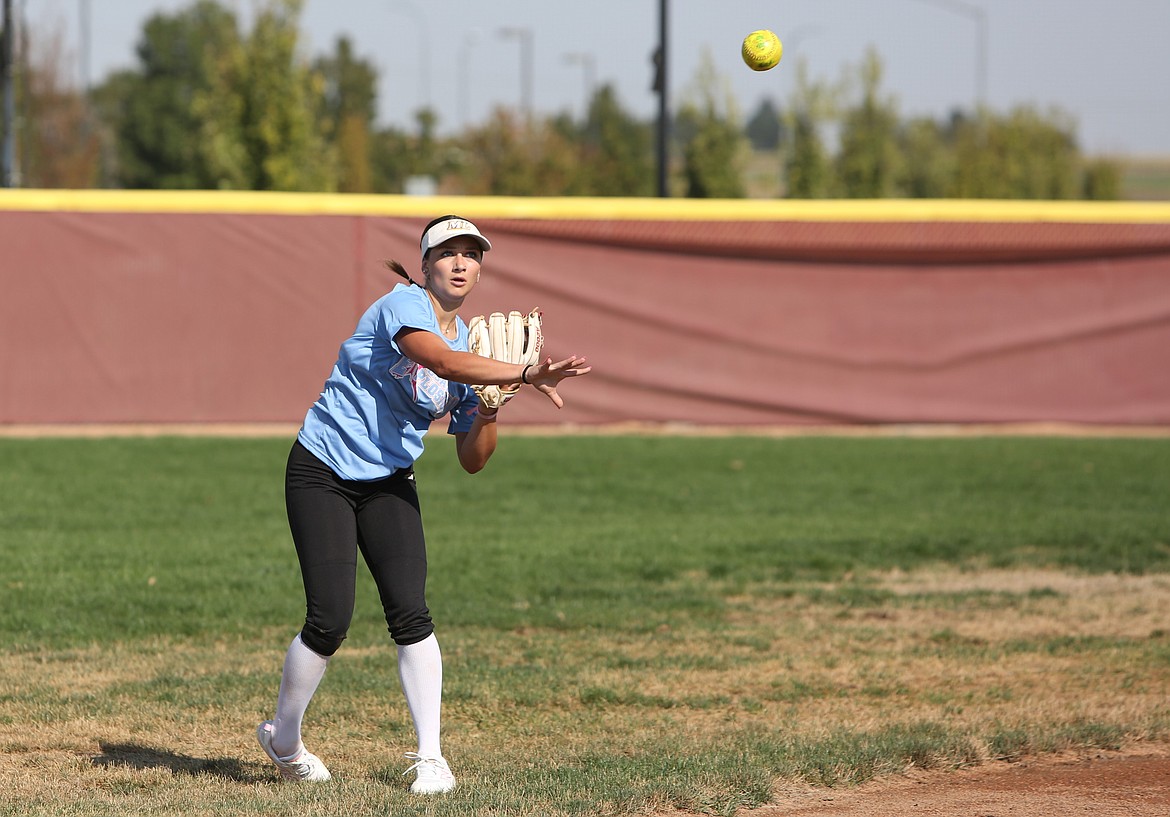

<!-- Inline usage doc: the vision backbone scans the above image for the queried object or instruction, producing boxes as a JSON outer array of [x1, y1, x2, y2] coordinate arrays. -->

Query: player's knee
[[300, 622, 347, 657], [388, 608, 434, 646]]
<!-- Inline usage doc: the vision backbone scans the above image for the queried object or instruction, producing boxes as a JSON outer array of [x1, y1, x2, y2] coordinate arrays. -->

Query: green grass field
[[1, 434, 1169, 816]]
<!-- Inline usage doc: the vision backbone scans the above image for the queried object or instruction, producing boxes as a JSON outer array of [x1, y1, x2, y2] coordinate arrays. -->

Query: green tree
[[785, 114, 830, 198], [187, 14, 249, 189], [411, 108, 439, 178], [577, 84, 654, 196], [95, 0, 333, 190], [547, 111, 591, 194], [745, 98, 783, 151], [369, 125, 412, 192], [950, 106, 1080, 199], [1082, 157, 1121, 200], [101, 0, 241, 188], [999, 106, 1080, 199], [313, 36, 377, 192], [367, 109, 462, 194], [835, 47, 901, 197], [16, 24, 101, 187], [778, 48, 1117, 202], [896, 116, 954, 198], [783, 59, 838, 198], [677, 50, 746, 198], [457, 108, 580, 196], [227, 0, 334, 190]]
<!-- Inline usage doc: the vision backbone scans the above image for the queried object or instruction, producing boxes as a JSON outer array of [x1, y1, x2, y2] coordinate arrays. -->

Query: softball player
[[256, 215, 590, 792]]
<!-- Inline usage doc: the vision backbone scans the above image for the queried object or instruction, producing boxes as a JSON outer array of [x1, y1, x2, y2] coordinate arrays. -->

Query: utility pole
[[78, 0, 90, 93], [2, 0, 16, 187], [389, 1, 431, 114], [653, 0, 668, 197], [499, 26, 534, 118], [562, 52, 596, 119]]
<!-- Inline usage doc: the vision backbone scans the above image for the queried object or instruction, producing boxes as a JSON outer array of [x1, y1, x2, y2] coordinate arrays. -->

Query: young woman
[[256, 215, 590, 792]]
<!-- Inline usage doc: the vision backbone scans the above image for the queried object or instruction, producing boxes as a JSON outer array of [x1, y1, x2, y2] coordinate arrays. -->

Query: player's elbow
[[459, 451, 490, 474], [427, 354, 464, 381], [458, 445, 494, 474]]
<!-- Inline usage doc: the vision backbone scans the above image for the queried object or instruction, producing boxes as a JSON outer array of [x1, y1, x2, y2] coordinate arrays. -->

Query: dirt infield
[[745, 747, 1170, 817]]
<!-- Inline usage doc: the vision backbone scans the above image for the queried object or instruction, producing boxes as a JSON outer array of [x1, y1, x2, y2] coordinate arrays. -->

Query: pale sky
[[24, 0, 1170, 157]]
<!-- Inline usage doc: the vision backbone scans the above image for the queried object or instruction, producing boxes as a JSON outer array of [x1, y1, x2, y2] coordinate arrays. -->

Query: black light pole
[[1, 0, 15, 187], [78, 0, 90, 94], [388, 1, 432, 114], [654, 0, 668, 197], [499, 26, 534, 118], [562, 52, 596, 118]]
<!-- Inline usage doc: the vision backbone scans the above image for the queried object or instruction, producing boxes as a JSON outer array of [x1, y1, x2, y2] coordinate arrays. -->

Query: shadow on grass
[[92, 741, 268, 783]]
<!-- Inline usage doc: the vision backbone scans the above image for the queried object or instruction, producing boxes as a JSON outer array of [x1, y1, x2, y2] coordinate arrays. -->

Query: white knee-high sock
[[271, 633, 330, 758], [397, 633, 443, 758]]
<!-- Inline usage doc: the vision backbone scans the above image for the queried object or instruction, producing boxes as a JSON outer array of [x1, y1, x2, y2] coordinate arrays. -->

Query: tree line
[[5, 0, 1119, 199]]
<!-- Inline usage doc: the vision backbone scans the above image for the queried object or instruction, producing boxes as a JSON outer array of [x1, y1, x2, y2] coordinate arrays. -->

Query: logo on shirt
[[389, 358, 419, 381], [389, 358, 458, 417]]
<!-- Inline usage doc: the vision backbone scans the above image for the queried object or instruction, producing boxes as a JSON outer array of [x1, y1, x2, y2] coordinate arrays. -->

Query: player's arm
[[396, 328, 525, 385], [452, 406, 498, 474], [396, 328, 592, 409]]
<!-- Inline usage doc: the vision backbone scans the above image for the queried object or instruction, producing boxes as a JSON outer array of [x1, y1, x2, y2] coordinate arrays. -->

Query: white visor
[[420, 217, 492, 260]]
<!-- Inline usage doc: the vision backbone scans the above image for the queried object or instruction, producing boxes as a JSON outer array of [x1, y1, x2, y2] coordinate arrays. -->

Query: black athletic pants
[[284, 440, 433, 655]]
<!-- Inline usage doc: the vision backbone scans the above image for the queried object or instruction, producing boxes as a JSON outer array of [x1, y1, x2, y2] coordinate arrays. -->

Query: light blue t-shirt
[[298, 283, 478, 480]]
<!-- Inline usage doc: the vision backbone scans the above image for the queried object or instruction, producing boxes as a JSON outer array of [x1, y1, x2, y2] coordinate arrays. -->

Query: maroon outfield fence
[[2, 191, 1169, 428]]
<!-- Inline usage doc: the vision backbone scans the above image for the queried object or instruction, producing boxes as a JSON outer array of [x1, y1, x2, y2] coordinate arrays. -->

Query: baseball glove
[[467, 308, 544, 409]]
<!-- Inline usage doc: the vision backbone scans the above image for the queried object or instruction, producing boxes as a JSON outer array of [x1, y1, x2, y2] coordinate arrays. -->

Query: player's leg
[[260, 442, 361, 778], [356, 469, 454, 793], [396, 633, 453, 792], [256, 633, 332, 781], [268, 633, 330, 759]]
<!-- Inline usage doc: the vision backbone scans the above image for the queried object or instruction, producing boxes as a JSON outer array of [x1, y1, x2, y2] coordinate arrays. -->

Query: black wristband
[[521, 364, 533, 384]]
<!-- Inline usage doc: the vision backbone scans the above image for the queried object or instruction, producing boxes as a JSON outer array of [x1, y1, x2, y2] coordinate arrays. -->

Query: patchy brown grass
[[2, 568, 1168, 816]]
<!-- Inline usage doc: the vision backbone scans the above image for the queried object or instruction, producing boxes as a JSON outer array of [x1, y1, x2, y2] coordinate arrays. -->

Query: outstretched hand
[[527, 355, 591, 408]]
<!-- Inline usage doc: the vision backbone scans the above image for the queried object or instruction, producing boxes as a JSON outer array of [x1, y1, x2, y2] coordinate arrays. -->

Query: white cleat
[[403, 752, 455, 794], [256, 721, 331, 782]]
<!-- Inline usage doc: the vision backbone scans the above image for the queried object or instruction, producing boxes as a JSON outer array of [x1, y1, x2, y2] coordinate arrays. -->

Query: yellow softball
[[742, 29, 783, 72]]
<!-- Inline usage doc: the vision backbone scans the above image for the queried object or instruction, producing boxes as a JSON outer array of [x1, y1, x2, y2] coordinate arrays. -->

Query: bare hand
[[527, 356, 591, 408]]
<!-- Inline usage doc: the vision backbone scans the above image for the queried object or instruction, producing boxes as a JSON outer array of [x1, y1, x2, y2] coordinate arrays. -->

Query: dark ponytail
[[384, 259, 418, 286]]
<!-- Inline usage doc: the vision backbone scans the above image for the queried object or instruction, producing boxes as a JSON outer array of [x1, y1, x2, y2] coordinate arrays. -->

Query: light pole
[[653, 0, 668, 197], [1, 0, 15, 187], [562, 52, 595, 118], [78, 0, 94, 140], [387, 1, 431, 113], [78, 0, 89, 93], [909, 0, 987, 108], [458, 30, 480, 130], [498, 26, 533, 118]]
